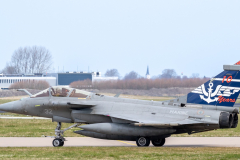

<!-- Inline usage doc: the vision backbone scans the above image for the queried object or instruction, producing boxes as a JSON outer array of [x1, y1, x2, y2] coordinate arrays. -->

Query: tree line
[[105, 69, 203, 80], [70, 78, 209, 90], [2, 46, 200, 80], [2, 45, 207, 91]]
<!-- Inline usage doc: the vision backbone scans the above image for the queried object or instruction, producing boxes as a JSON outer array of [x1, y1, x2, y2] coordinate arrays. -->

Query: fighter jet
[[0, 63, 239, 147]]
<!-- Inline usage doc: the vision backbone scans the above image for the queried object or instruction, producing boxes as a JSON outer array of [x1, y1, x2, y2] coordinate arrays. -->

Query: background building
[[58, 71, 118, 84], [92, 76, 118, 82], [0, 70, 119, 89], [57, 72, 92, 85], [0, 73, 56, 89], [92, 72, 118, 82]]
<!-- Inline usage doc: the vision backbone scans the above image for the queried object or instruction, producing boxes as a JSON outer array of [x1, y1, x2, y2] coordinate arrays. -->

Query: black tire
[[60, 140, 64, 146], [151, 138, 165, 147], [136, 137, 150, 147], [231, 113, 238, 128], [52, 139, 63, 147]]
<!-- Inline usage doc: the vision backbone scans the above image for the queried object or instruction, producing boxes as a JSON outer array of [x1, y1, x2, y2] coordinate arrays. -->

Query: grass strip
[[0, 147, 239, 159]]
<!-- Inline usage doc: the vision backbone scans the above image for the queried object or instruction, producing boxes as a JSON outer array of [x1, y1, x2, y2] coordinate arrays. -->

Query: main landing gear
[[45, 122, 80, 147], [151, 138, 165, 147], [136, 137, 166, 147]]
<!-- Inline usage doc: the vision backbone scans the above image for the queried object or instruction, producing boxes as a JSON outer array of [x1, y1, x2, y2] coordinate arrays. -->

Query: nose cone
[[0, 101, 24, 113]]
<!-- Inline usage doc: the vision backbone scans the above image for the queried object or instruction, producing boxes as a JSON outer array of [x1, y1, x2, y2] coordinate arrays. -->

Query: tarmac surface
[[0, 137, 240, 147]]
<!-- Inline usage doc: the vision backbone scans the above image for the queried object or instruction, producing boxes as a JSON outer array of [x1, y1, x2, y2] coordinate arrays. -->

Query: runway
[[0, 137, 240, 147]]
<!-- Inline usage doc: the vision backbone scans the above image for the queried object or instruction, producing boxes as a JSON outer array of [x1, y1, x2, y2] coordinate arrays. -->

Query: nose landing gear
[[52, 122, 65, 147], [45, 122, 80, 147]]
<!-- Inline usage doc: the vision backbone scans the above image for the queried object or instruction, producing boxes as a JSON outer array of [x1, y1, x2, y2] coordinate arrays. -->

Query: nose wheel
[[52, 138, 64, 147]]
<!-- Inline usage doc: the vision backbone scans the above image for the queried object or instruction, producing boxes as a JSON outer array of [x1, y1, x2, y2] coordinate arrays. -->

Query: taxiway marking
[[117, 140, 136, 146]]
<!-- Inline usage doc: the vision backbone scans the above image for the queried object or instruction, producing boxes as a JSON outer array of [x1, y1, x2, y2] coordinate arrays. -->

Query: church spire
[[146, 66, 150, 79], [146, 66, 149, 75]]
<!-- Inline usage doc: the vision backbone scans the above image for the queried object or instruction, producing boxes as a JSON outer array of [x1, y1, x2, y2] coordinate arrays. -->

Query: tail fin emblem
[[191, 80, 240, 104], [199, 82, 220, 103]]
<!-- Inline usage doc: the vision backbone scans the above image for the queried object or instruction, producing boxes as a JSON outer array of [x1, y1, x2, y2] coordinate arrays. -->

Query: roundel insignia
[[197, 110, 204, 115]]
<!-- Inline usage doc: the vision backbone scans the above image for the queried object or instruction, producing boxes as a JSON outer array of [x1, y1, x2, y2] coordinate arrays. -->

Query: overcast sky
[[1, 0, 240, 78]]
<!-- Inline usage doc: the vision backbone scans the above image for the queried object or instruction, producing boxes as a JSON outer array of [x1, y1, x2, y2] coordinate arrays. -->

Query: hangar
[[57, 72, 92, 85]]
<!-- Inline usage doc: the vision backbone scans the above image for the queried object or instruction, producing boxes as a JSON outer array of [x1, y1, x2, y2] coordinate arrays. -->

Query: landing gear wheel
[[151, 138, 165, 147], [52, 138, 64, 147], [136, 137, 150, 147], [60, 140, 64, 146]]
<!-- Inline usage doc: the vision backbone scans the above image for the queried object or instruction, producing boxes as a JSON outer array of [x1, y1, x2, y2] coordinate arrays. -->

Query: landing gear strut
[[45, 122, 80, 147], [53, 122, 65, 147]]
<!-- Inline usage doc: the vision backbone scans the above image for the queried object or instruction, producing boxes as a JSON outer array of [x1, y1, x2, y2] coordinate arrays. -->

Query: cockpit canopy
[[31, 86, 91, 98]]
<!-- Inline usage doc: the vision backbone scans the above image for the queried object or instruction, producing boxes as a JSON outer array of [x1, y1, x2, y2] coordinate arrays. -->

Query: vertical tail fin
[[187, 63, 240, 107]]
